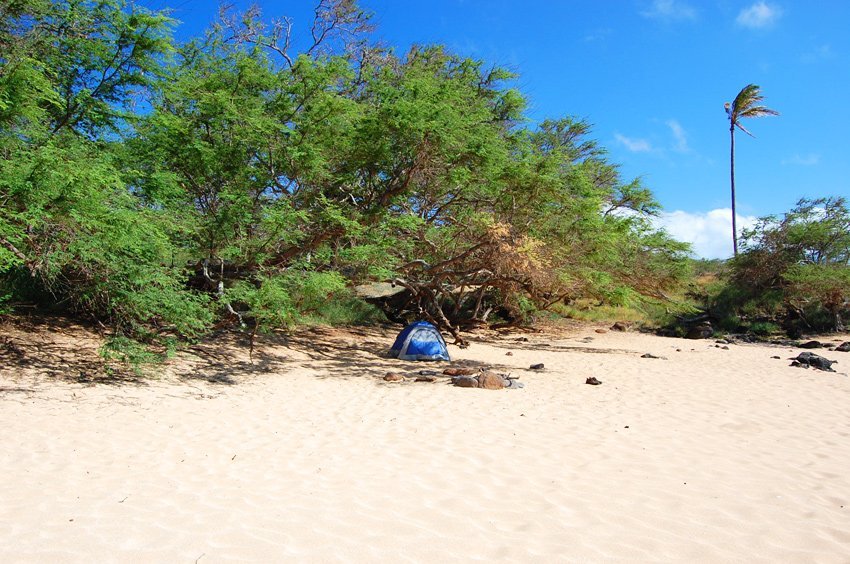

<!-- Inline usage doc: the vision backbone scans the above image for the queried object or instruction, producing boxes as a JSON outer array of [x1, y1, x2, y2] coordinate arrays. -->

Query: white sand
[[2, 325, 849, 562]]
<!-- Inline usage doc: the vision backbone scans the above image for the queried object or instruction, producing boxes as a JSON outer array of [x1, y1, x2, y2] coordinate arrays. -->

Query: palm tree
[[725, 84, 779, 256]]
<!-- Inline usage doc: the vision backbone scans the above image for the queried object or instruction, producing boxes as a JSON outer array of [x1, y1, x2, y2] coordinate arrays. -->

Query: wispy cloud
[[800, 44, 833, 64], [654, 209, 759, 259], [583, 27, 613, 43], [641, 0, 697, 21], [615, 133, 653, 153], [782, 153, 821, 166], [736, 1, 782, 29], [666, 120, 689, 152]]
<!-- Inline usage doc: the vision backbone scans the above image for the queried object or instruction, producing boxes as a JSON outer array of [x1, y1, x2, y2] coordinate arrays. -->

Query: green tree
[[724, 84, 779, 256], [733, 197, 850, 332]]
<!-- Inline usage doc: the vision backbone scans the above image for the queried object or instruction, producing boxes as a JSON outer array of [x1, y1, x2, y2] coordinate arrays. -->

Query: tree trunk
[[730, 123, 738, 257]]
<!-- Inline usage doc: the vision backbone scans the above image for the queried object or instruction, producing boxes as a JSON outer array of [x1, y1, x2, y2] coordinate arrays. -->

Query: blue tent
[[389, 321, 451, 361]]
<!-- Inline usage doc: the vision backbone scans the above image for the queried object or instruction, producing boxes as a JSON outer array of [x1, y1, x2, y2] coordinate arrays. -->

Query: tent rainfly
[[388, 321, 451, 361]]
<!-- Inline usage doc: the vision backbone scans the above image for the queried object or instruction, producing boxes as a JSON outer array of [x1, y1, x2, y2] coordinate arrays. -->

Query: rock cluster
[[450, 371, 524, 390], [789, 352, 837, 372]]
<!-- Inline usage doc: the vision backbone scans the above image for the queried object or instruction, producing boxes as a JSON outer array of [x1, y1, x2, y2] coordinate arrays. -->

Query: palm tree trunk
[[730, 123, 738, 256]]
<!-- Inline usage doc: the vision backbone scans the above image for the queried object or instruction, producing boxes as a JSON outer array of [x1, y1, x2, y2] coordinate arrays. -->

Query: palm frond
[[739, 105, 780, 118], [728, 83, 779, 124], [735, 121, 755, 137]]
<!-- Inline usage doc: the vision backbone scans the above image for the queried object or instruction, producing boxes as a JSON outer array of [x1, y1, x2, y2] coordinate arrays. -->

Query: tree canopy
[[1, 0, 692, 344]]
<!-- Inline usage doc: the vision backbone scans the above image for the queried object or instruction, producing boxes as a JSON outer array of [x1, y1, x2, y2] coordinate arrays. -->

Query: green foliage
[[100, 335, 165, 376], [748, 321, 779, 336]]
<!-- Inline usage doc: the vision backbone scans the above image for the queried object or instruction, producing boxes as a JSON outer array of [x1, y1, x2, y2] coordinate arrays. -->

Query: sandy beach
[[2, 321, 849, 562]]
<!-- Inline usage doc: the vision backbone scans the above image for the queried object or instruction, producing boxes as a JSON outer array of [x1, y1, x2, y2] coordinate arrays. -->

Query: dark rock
[[799, 340, 824, 349], [451, 376, 478, 388], [771, 356, 781, 359], [529, 363, 545, 370], [383, 373, 405, 382], [611, 322, 629, 332], [641, 353, 665, 359], [685, 322, 713, 340], [835, 342, 850, 352], [585, 377, 602, 385], [789, 352, 836, 372]]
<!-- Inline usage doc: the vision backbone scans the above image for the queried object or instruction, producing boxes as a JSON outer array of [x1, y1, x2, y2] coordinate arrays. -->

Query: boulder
[[477, 371, 508, 390], [685, 322, 713, 339]]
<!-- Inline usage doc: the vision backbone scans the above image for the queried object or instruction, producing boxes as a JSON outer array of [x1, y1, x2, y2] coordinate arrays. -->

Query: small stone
[[529, 363, 545, 370], [505, 351, 513, 356], [585, 377, 602, 385], [595, 328, 608, 334], [721, 346, 730, 350], [771, 355, 781, 359], [641, 353, 665, 359], [383, 373, 404, 382]]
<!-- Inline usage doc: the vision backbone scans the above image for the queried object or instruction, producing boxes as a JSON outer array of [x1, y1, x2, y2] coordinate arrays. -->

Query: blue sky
[[156, 0, 850, 258]]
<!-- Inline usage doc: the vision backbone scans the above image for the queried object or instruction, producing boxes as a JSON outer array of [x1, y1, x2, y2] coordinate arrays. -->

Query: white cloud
[[736, 1, 782, 29], [782, 153, 820, 166], [615, 133, 652, 153], [666, 119, 689, 152], [641, 0, 697, 21], [654, 208, 759, 259]]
